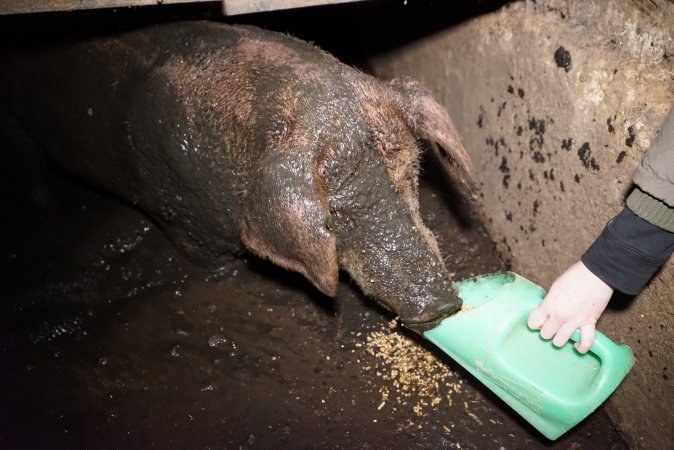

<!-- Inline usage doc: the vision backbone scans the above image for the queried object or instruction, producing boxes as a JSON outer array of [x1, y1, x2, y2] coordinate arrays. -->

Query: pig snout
[[353, 251, 461, 327], [333, 199, 462, 329]]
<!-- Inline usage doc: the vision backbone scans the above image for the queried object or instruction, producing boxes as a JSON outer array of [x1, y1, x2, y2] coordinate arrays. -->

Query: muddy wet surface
[[0, 148, 628, 449]]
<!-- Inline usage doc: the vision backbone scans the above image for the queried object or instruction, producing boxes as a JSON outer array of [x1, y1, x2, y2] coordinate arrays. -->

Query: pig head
[[0, 21, 475, 330]]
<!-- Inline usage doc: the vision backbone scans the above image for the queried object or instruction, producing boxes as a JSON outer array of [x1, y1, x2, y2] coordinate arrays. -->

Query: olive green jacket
[[629, 106, 674, 232]]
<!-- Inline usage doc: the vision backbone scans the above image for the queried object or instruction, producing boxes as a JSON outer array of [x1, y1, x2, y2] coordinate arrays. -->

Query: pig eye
[[326, 207, 356, 231], [325, 215, 337, 231], [326, 207, 340, 231]]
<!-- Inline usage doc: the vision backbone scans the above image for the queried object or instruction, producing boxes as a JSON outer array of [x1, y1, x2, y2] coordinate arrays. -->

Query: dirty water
[[0, 149, 628, 449]]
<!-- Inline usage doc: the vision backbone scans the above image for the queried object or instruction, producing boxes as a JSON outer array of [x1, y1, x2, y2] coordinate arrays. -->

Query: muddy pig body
[[0, 21, 474, 329]]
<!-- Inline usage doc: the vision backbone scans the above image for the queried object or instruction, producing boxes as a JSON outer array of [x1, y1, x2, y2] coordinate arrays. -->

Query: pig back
[[0, 21, 379, 266], [0, 22, 258, 262]]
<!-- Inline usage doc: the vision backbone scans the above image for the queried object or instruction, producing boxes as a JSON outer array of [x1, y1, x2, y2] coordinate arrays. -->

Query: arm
[[528, 201, 674, 353], [528, 106, 674, 353]]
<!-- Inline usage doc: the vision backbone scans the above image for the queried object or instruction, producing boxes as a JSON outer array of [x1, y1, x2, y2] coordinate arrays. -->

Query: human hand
[[527, 261, 613, 353]]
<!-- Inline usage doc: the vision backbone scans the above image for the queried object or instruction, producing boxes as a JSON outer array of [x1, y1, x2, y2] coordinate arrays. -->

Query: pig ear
[[239, 151, 339, 297], [389, 77, 478, 196]]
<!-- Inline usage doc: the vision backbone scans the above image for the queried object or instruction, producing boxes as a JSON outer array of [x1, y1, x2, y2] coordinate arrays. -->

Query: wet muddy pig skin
[[0, 21, 474, 328]]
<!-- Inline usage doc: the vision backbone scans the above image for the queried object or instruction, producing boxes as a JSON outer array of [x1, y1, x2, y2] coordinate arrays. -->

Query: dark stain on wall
[[498, 137, 507, 152], [532, 151, 545, 163], [480, 85, 586, 228], [507, 84, 526, 99], [500, 237, 512, 256], [578, 142, 600, 171], [625, 125, 636, 147], [528, 116, 546, 161], [500, 156, 511, 188], [497, 101, 507, 117], [543, 168, 556, 181], [607, 116, 616, 133], [529, 116, 546, 138], [499, 156, 510, 173], [554, 45, 572, 72]]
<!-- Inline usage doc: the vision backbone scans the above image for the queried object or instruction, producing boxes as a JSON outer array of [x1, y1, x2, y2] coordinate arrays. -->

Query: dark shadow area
[[223, 0, 512, 64], [607, 291, 637, 311], [244, 256, 339, 314], [0, 0, 511, 64], [419, 142, 480, 229]]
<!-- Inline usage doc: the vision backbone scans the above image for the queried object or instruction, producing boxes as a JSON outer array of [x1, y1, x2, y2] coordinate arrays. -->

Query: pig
[[0, 21, 474, 331]]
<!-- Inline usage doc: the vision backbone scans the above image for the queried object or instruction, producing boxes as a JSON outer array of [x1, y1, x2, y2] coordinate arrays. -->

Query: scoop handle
[[570, 329, 634, 382], [570, 328, 611, 357]]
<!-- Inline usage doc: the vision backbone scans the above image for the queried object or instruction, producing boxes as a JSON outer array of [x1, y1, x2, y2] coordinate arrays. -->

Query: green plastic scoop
[[424, 272, 634, 440]]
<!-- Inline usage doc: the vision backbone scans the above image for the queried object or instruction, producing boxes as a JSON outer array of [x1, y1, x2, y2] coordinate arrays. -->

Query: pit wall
[[369, 1, 673, 448]]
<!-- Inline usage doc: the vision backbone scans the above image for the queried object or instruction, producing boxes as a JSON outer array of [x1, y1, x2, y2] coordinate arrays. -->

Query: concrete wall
[[369, 1, 673, 448]]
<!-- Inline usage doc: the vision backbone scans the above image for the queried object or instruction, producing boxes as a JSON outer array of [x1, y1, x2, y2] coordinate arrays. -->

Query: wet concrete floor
[[0, 147, 628, 449]]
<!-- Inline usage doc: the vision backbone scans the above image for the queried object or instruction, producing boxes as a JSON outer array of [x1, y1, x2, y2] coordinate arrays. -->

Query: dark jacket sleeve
[[582, 198, 674, 295]]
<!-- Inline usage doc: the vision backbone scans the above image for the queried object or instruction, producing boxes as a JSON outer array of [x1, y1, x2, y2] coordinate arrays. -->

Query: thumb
[[574, 324, 596, 354]]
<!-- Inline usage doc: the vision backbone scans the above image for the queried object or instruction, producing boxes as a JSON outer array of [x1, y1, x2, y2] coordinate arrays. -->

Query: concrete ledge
[[0, 0, 369, 16], [0, 0, 214, 15]]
